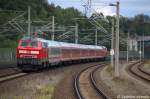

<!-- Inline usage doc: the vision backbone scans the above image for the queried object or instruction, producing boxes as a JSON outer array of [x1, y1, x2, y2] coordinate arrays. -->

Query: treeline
[[0, 0, 92, 47], [0, 0, 85, 25], [120, 14, 150, 36], [0, 0, 150, 47]]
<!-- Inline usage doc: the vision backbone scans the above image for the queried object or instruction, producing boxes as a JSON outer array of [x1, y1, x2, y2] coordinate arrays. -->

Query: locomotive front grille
[[17, 58, 41, 65], [23, 56, 33, 58]]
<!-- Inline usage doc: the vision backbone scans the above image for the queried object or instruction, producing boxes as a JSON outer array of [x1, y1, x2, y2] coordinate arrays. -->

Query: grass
[[112, 76, 126, 83], [146, 60, 150, 64], [0, 96, 25, 99], [33, 84, 55, 99], [106, 64, 114, 76], [145, 60, 150, 68], [105, 65, 127, 83], [0, 84, 55, 99]]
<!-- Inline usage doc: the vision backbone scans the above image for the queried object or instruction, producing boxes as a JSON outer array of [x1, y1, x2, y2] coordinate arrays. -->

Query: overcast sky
[[48, 0, 150, 17]]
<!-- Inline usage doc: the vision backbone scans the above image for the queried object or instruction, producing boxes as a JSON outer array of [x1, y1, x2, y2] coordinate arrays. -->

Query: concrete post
[[127, 31, 129, 62], [52, 16, 55, 40], [28, 6, 31, 36], [142, 34, 144, 59], [75, 22, 78, 44], [111, 19, 115, 67], [95, 28, 97, 45], [115, 1, 120, 78]]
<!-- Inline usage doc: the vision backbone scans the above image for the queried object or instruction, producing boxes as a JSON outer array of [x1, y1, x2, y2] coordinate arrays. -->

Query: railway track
[[0, 68, 21, 78], [128, 61, 150, 84], [138, 63, 150, 76], [74, 63, 109, 99], [0, 72, 27, 83]]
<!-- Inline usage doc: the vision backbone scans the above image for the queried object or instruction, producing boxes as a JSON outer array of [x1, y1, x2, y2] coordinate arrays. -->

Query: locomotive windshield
[[20, 37, 38, 47], [30, 41, 38, 47]]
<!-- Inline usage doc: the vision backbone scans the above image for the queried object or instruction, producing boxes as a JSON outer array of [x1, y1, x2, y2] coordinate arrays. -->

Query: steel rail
[[0, 72, 28, 83], [90, 65, 109, 99], [74, 62, 108, 99], [128, 61, 150, 83]]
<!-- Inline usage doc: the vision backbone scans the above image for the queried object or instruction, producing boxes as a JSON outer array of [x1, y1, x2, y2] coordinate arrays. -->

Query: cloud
[[48, 0, 150, 17], [94, 6, 115, 16]]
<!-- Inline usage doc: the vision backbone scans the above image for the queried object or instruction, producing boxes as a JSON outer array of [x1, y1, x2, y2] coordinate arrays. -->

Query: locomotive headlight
[[19, 50, 27, 54], [31, 51, 39, 54]]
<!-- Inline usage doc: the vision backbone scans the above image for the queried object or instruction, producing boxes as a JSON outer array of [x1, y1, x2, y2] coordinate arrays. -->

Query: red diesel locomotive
[[16, 36, 107, 71]]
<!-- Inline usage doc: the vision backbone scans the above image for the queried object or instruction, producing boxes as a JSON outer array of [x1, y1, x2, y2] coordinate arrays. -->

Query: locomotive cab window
[[30, 41, 38, 47], [20, 37, 39, 47]]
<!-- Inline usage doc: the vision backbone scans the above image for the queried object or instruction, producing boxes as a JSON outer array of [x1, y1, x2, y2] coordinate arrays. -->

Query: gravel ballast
[[100, 62, 150, 98]]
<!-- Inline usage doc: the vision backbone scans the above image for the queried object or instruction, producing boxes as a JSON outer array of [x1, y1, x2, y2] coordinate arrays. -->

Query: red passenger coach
[[16, 36, 107, 71]]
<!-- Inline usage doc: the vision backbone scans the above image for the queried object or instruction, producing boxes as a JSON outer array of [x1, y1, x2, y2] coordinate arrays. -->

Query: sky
[[48, 0, 150, 17]]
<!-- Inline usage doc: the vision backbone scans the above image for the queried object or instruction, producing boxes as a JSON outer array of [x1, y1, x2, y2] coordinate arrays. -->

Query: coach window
[[51, 48, 60, 55]]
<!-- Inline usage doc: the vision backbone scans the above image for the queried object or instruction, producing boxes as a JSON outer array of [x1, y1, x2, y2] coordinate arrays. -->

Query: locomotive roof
[[21, 37, 106, 50]]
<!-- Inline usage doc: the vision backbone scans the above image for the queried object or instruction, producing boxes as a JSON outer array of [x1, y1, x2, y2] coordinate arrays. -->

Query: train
[[16, 36, 108, 71]]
